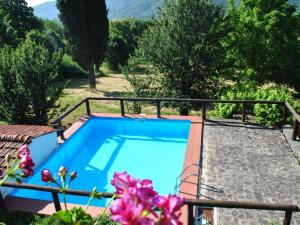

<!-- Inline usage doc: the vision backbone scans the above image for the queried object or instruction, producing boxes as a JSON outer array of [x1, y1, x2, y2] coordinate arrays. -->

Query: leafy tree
[[42, 19, 66, 52], [0, 0, 41, 46], [0, 37, 63, 125], [224, 0, 300, 89], [125, 0, 226, 114], [106, 19, 152, 71], [57, 0, 109, 90]]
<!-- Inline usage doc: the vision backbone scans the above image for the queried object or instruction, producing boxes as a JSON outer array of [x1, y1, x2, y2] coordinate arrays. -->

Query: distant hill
[[34, 0, 299, 21]]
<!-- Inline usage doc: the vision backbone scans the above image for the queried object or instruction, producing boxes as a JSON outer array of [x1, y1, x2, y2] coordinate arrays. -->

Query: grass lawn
[[52, 72, 184, 126]]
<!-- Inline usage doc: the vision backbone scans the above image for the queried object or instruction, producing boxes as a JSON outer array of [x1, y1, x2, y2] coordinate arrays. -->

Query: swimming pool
[[12, 117, 191, 206]]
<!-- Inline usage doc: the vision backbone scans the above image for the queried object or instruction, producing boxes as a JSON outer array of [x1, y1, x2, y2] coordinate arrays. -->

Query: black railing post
[[187, 204, 194, 225], [85, 99, 91, 115], [52, 192, 62, 212], [242, 102, 246, 122], [283, 211, 293, 225], [292, 119, 299, 141], [282, 103, 288, 125], [0, 192, 5, 212], [120, 100, 125, 117], [157, 100, 161, 118], [202, 103, 207, 121]]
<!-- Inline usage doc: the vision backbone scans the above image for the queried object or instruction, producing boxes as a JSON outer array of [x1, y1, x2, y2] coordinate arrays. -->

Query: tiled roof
[[0, 125, 56, 178]]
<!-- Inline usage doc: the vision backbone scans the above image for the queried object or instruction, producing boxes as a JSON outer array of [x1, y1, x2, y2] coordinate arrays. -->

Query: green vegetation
[[223, 0, 300, 90], [0, 0, 41, 47], [125, 0, 226, 115], [106, 19, 152, 71], [0, 37, 62, 125], [57, 0, 109, 90], [0, 212, 117, 225], [213, 82, 298, 126]]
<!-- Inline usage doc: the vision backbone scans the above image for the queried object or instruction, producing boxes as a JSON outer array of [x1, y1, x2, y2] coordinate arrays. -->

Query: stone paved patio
[[200, 120, 300, 225]]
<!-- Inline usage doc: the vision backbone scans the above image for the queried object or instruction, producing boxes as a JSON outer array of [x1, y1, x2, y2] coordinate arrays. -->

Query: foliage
[[0, 0, 41, 47], [254, 84, 294, 126], [54, 208, 93, 225], [0, 38, 62, 125], [223, 0, 300, 90], [125, 0, 226, 114], [59, 54, 87, 79], [213, 82, 297, 126], [106, 19, 152, 71], [214, 81, 256, 118], [42, 19, 66, 52], [57, 0, 109, 90]]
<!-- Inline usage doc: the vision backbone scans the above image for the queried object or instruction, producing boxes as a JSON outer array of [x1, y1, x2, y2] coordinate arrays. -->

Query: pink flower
[[41, 169, 54, 182], [111, 172, 139, 194], [19, 155, 35, 177], [17, 144, 30, 159], [159, 195, 185, 225], [110, 194, 154, 225], [110, 172, 184, 225]]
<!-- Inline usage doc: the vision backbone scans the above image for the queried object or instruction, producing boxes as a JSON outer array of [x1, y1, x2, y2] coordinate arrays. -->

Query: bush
[[0, 38, 63, 125], [213, 83, 297, 126], [254, 84, 294, 126], [59, 54, 87, 79], [214, 81, 256, 118]]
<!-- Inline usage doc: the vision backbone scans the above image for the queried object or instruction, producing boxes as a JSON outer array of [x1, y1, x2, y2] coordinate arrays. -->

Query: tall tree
[[0, 0, 41, 47], [125, 0, 226, 114], [224, 0, 300, 89], [57, 0, 109, 90]]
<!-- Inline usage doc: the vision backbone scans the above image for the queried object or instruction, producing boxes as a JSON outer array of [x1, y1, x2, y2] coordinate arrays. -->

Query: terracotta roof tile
[[0, 125, 56, 179]]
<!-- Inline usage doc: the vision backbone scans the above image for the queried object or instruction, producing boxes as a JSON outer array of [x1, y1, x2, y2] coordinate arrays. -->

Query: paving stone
[[200, 120, 300, 225]]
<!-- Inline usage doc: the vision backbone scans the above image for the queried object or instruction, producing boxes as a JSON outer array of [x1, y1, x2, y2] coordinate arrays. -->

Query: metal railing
[[0, 182, 299, 225], [51, 97, 300, 141]]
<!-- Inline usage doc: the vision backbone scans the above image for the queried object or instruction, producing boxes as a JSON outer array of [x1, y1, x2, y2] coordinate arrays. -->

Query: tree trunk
[[88, 60, 96, 91]]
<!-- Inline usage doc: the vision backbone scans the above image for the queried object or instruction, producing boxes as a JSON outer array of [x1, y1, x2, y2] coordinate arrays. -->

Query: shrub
[[59, 54, 87, 79], [213, 82, 297, 126], [0, 38, 63, 125], [213, 81, 256, 118], [254, 84, 294, 126]]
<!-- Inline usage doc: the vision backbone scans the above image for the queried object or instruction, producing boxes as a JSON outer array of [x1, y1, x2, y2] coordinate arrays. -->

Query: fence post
[[188, 204, 194, 225], [157, 100, 161, 118], [0, 192, 5, 212], [52, 192, 62, 212], [120, 100, 125, 117], [282, 104, 288, 125], [292, 119, 299, 141], [202, 103, 206, 121], [85, 99, 91, 115], [283, 211, 293, 225], [242, 102, 246, 122]]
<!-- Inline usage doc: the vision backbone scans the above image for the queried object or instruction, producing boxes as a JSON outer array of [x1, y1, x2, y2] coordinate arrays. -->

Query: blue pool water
[[12, 117, 190, 206]]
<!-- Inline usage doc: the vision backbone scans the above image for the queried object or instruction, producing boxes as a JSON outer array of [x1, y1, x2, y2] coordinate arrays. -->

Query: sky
[[26, 0, 54, 7]]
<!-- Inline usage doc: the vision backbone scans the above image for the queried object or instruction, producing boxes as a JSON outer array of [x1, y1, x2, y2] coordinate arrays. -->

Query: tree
[[125, 0, 226, 115], [223, 0, 300, 89], [106, 19, 152, 71], [0, 0, 41, 47], [57, 0, 109, 90], [0, 36, 63, 125]]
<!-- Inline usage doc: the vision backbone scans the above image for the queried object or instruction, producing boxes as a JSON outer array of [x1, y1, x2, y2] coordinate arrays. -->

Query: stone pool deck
[[200, 120, 300, 225]]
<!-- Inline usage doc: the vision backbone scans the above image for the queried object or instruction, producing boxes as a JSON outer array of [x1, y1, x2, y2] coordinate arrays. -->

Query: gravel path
[[200, 120, 300, 225]]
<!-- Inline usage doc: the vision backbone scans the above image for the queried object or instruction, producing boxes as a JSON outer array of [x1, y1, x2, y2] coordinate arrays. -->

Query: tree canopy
[[0, 0, 41, 47], [224, 0, 300, 89], [57, 0, 109, 90], [126, 0, 226, 114]]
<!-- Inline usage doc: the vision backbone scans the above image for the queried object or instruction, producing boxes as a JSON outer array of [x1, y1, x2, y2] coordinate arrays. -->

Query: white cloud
[[26, 0, 55, 7]]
